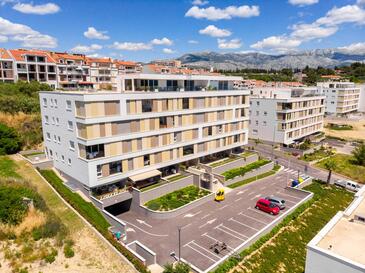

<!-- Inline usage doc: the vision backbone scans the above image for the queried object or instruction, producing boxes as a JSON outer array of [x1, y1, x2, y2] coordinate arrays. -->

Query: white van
[[334, 179, 362, 192]]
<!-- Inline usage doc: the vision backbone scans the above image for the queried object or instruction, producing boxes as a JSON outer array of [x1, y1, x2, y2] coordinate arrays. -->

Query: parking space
[[117, 168, 312, 272]]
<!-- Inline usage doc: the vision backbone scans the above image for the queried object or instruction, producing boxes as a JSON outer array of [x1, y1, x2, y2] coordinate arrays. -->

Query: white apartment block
[[305, 187, 365, 273], [249, 87, 325, 145], [0, 48, 15, 82], [40, 73, 249, 193], [317, 81, 360, 115]]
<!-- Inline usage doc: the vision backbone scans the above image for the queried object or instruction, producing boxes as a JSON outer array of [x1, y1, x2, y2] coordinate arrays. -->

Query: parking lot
[[117, 168, 312, 272]]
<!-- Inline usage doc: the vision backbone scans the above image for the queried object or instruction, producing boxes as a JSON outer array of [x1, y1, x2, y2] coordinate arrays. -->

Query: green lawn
[[326, 124, 353, 130], [209, 157, 238, 168], [144, 185, 210, 211], [214, 181, 353, 273], [0, 156, 21, 178], [299, 148, 334, 162], [228, 165, 280, 189], [316, 154, 365, 183], [222, 159, 271, 180]]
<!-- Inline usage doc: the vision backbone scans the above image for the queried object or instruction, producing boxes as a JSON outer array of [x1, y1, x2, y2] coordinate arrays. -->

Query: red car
[[255, 198, 280, 215]]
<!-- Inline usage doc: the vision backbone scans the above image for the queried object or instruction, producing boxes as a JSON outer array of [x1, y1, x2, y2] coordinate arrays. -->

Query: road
[[118, 168, 311, 272]]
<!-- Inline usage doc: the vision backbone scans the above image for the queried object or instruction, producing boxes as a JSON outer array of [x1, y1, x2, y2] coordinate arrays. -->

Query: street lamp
[[178, 227, 181, 261]]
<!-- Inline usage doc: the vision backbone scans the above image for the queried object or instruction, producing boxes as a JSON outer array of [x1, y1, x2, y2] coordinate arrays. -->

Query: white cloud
[[338, 42, 365, 54], [291, 23, 338, 41], [316, 5, 365, 26], [288, 0, 318, 6], [188, 40, 199, 44], [13, 3, 60, 15], [199, 25, 231, 37], [0, 35, 8, 42], [150, 37, 173, 46], [111, 41, 152, 51], [84, 27, 109, 40], [192, 0, 209, 6], [0, 17, 57, 48], [185, 4, 259, 20], [71, 44, 102, 53], [218, 38, 242, 49], [163, 48, 176, 54], [357, 0, 365, 6], [251, 36, 301, 52], [0, 0, 16, 6]]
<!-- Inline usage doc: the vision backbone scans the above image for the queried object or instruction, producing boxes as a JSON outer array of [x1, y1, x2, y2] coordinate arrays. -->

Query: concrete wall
[[102, 209, 126, 234], [212, 154, 258, 174], [126, 241, 156, 266], [224, 161, 274, 187], [99, 191, 133, 208]]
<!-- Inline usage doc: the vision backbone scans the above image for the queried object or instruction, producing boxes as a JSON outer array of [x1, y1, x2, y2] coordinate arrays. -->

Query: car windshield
[[269, 203, 277, 208]]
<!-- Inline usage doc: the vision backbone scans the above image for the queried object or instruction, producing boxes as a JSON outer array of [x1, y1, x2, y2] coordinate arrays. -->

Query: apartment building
[[40, 72, 249, 194], [49, 52, 93, 90], [8, 49, 58, 88], [305, 187, 365, 273], [317, 81, 360, 115], [89, 58, 118, 90], [0, 48, 14, 82], [249, 87, 325, 145]]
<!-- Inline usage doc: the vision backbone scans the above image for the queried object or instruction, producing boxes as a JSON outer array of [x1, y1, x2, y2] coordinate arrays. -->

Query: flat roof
[[118, 73, 242, 81], [314, 187, 365, 265]]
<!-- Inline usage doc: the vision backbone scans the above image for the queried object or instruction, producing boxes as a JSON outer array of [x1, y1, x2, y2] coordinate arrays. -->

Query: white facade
[[249, 87, 325, 145], [40, 73, 249, 189], [305, 187, 365, 273], [357, 84, 365, 113], [317, 82, 360, 115]]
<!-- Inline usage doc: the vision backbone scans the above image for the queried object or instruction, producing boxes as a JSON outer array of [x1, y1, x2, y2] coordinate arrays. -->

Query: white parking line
[[201, 213, 211, 220], [259, 186, 267, 191], [247, 191, 256, 196], [235, 197, 243, 202], [215, 224, 248, 240], [202, 233, 234, 251], [247, 207, 276, 219], [218, 204, 228, 210], [190, 240, 222, 260], [279, 192, 303, 200], [229, 217, 259, 231], [184, 242, 218, 263], [238, 212, 268, 225]]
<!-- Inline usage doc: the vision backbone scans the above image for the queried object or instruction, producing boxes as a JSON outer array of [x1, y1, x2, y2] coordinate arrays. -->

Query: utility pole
[[178, 227, 181, 261], [271, 122, 277, 160]]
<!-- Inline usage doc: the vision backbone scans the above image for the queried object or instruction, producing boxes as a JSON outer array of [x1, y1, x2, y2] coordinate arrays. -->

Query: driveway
[[117, 168, 312, 272]]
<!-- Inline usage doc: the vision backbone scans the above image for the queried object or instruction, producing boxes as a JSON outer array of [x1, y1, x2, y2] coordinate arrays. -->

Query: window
[[142, 100, 152, 112], [54, 99, 58, 107], [218, 81, 228, 90], [52, 117, 55, 124], [256, 101, 260, 106], [256, 111, 259, 116], [97, 165, 102, 177], [234, 135, 239, 143], [66, 100, 72, 111], [183, 145, 194, 156], [68, 158, 71, 165], [86, 144, 105, 159], [46, 132, 51, 140], [252, 129, 258, 135], [144, 154, 150, 166], [159, 117, 167, 128], [208, 126, 213, 136], [173, 132, 178, 142], [109, 161, 122, 175], [55, 152, 58, 161], [255, 120, 258, 126], [182, 98, 190, 109], [43, 98, 47, 107], [61, 155, 65, 162], [69, 141, 75, 150], [45, 115, 49, 124], [56, 117, 59, 126], [50, 98, 54, 107], [67, 121, 73, 131], [58, 136, 61, 143], [264, 111, 267, 116], [263, 121, 267, 126], [53, 134, 57, 142], [217, 125, 223, 134]]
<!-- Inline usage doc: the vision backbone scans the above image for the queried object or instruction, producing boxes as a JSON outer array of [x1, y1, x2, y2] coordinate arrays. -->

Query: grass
[[213, 181, 353, 273], [240, 151, 255, 158], [299, 147, 334, 162], [0, 156, 21, 178], [39, 169, 149, 273], [222, 159, 271, 180], [144, 185, 210, 211], [316, 153, 365, 183], [23, 151, 44, 158], [167, 173, 187, 182], [326, 123, 353, 131], [209, 157, 238, 168], [228, 164, 280, 189]]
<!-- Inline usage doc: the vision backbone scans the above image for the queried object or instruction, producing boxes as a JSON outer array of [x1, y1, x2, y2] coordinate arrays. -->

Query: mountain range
[[177, 49, 365, 70]]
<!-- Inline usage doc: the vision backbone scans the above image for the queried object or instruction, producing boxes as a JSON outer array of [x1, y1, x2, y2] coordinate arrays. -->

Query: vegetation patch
[[167, 173, 187, 182], [228, 165, 280, 189], [326, 123, 353, 131], [222, 159, 271, 180], [316, 153, 365, 183], [145, 185, 210, 211], [300, 146, 334, 162], [213, 181, 353, 273], [0, 156, 21, 178], [209, 156, 238, 168]]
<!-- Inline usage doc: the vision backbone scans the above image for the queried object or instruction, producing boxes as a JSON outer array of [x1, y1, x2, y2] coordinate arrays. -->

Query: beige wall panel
[[136, 100, 142, 114], [122, 160, 129, 172], [131, 139, 138, 152], [162, 151, 170, 162], [78, 145, 86, 158], [102, 164, 110, 177], [105, 123, 112, 137]]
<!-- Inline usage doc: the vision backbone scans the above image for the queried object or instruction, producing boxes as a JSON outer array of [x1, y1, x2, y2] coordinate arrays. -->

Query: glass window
[[109, 161, 122, 175], [182, 98, 190, 109], [97, 165, 102, 177], [67, 121, 73, 130], [66, 100, 72, 110], [142, 100, 152, 112], [144, 154, 150, 166], [69, 141, 75, 150], [183, 145, 194, 156]]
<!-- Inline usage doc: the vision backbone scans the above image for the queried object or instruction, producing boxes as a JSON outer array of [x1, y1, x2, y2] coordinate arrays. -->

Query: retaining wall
[[212, 154, 258, 174], [126, 241, 157, 266], [102, 209, 126, 234], [224, 161, 274, 187]]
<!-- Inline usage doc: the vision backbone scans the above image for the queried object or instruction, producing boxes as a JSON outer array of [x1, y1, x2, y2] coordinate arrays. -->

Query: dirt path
[[0, 156, 136, 273]]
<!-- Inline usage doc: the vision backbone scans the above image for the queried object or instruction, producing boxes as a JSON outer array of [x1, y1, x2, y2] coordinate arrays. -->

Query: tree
[[324, 159, 336, 184], [351, 143, 365, 166], [163, 262, 190, 273], [0, 123, 22, 155]]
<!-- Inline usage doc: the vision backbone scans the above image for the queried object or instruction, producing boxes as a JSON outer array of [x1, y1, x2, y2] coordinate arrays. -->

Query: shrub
[[63, 240, 75, 258], [0, 123, 22, 154], [351, 143, 365, 166], [222, 159, 271, 180], [44, 249, 57, 264]]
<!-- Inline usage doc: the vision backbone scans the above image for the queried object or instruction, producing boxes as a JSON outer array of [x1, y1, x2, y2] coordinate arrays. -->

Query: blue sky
[[0, 0, 365, 61]]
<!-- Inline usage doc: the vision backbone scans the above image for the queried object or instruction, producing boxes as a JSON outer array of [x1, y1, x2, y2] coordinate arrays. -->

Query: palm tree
[[324, 159, 336, 184]]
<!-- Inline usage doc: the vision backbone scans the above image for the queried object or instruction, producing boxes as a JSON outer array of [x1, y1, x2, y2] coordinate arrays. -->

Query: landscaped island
[[144, 185, 210, 211], [222, 159, 271, 180]]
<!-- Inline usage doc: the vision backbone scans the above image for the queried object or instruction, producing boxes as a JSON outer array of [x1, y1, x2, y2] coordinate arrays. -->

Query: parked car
[[334, 179, 362, 192], [255, 198, 280, 215], [265, 196, 286, 210]]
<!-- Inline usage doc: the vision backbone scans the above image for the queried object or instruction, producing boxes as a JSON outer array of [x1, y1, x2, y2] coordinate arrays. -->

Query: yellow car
[[215, 188, 225, 201]]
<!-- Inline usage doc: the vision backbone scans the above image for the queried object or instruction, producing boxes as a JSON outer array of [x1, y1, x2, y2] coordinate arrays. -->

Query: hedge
[[222, 159, 271, 180], [39, 170, 149, 273]]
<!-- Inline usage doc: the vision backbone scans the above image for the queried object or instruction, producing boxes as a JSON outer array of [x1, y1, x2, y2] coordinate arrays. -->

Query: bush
[[0, 123, 22, 155], [222, 159, 271, 180], [44, 249, 57, 264], [63, 240, 75, 258], [351, 143, 365, 166]]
